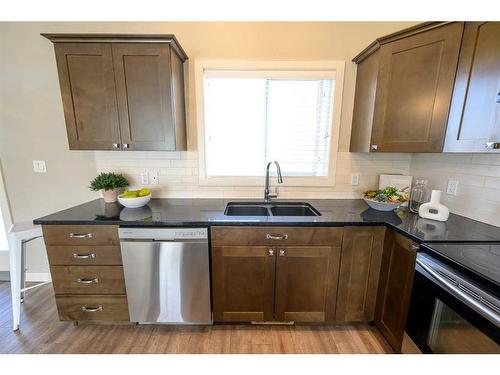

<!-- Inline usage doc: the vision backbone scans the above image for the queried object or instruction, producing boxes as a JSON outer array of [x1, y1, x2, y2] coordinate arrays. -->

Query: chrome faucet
[[264, 161, 283, 202]]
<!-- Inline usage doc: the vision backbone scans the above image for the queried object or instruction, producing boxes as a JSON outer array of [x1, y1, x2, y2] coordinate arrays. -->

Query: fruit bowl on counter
[[362, 186, 409, 212], [117, 188, 151, 208]]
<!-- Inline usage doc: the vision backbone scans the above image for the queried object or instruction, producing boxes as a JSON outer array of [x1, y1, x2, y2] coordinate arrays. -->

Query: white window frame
[[195, 60, 345, 187]]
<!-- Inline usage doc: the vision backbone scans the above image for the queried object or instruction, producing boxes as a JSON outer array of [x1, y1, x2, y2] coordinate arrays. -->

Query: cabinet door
[[371, 23, 463, 152], [54, 43, 121, 150], [336, 227, 385, 321], [374, 230, 417, 352], [112, 44, 177, 151], [274, 246, 340, 322], [212, 246, 276, 322], [444, 22, 500, 152]]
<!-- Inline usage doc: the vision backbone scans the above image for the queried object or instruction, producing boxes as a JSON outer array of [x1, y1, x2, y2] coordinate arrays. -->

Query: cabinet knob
[[112, 143, 120, 149], [268, 249, 274, 256], [496, 92, 500, 103], [370, 145, 378, 151], [279, 249, 286, 256], [410, 244, 420, 252], [123, 143, 130, 149]]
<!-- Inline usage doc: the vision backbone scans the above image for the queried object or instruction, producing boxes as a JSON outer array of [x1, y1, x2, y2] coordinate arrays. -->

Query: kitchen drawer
[[42, 225, 119, 246], [46, 245, 123, 265], [55, 295, 130, 321], [50, 265, 126, 294], [211, 226, 343, 247]]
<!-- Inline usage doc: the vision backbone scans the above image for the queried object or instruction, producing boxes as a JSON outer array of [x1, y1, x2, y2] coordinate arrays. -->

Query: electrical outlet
[[351, 173, 360, 186], [150, 171, 159, 185], [446, 180, 459, 196], [33, 160, 47, 173], [140, 173, 149, 185]]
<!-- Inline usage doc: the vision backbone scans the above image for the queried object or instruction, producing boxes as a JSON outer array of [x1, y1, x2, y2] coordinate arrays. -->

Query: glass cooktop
[[422, 242, 500, 291]]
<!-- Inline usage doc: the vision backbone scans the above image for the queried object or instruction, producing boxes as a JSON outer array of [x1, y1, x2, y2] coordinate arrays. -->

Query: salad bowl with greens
[[362, 186, 409, 211]]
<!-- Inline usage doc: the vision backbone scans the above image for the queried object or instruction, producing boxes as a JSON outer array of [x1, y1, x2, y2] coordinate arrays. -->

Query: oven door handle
[[416, 258, 500, 327]]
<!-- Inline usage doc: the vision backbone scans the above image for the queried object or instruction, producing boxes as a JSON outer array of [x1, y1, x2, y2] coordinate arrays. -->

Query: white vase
[[418, 190, 449, 222], [102, 189, 119, 203]]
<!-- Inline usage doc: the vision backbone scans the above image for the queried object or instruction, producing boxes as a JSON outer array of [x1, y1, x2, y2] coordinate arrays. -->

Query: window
[[196, 61, 344, 187]]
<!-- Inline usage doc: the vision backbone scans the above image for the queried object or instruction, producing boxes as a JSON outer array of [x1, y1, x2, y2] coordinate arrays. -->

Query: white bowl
[[117, 194, 151, 208], [363, 197, 403, 211]]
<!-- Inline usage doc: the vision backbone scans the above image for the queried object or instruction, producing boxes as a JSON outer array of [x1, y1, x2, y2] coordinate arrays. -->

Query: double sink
[[224, 202, 321, 217]]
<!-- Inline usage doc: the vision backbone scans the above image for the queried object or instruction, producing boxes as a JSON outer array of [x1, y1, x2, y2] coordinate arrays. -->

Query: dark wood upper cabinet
[[374, 229, 417, 353], [43, 34, 188, 151], [444, 22, 500, 153], [350, 22, 464, 153], [53, 43, 122, 150], [336, 226, 385, 322]]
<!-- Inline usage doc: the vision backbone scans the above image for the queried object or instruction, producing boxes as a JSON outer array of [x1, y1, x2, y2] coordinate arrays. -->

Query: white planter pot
[[102, 189, 119, 203]]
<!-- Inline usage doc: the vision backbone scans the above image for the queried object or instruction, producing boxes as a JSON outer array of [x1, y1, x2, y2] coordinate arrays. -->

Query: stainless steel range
[[404, 242, 500, 354]]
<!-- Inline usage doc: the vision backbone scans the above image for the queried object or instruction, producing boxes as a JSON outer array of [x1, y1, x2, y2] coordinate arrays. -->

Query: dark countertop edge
[[33, 218, 498, 245]]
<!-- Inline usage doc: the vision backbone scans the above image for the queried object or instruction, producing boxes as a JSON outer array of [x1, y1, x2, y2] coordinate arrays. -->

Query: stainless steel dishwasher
[[119, 227, 211, 324]]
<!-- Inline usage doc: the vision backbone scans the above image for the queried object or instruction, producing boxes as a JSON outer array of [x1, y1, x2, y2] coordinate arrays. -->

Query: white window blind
[[203, 70, 335, 178]]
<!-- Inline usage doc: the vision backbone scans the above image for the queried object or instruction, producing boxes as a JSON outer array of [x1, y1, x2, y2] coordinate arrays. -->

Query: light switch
[[140, 173, 149, 185], [33, 160, 47, 173]]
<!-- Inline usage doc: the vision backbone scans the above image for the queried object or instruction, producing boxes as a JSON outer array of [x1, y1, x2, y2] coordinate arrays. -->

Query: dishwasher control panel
[[119, 227, 208, 241]]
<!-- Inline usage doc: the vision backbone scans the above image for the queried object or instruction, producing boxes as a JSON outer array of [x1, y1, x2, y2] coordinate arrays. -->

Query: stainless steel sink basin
[[224, 202, 321, 217]]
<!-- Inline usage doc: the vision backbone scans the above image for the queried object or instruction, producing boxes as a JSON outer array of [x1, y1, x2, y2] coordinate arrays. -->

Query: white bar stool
[[8, 221, 50, 331]]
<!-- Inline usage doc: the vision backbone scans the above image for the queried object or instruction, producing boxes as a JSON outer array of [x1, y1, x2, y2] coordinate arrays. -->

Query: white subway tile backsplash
[[95, 150, 411, 200], [410, 153, 500, 227]]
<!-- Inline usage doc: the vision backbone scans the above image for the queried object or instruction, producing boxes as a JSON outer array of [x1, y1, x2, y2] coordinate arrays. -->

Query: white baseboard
[[25, 272, 52, 282]]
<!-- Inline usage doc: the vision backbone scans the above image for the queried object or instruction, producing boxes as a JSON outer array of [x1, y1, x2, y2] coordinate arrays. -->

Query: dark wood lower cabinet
[[211, 227, 343, 323], [374, 229, 418, 352], [336, 226, 385, 321], [274, 246, 340, 322], [211, 246, 276, 322]]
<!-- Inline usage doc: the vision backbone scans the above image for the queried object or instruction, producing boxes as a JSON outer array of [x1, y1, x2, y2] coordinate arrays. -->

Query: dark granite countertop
[[33, 198, 500, 243]]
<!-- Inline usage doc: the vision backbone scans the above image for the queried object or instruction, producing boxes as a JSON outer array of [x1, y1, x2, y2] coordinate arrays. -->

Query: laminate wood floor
[[0, 282, 393, 354]]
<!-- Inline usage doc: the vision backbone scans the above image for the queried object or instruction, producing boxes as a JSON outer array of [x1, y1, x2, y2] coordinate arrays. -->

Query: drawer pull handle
[[81, 305, 103, 312], [279, 249, 286, 256], [268, 249, 274, 256], [77, 277, 99, 284], [266, 234, 288, 240], [411, 244, 420, 252], [69, 233, 93, 239], [73, 253, 96, 259]]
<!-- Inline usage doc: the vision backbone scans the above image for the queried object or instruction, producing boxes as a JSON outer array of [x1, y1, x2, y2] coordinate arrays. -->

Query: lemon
[[138, 188, 151, 197]]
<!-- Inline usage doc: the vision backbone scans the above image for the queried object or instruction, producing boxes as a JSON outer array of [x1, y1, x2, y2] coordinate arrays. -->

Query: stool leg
[[8, 235, 22, 331], [20, 241, 26, 303]]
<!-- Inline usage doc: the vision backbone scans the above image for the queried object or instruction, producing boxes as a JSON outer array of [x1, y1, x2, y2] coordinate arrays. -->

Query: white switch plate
[[446, 180, 459, 196], [32, 160, 47, 173], [351, 173, 360, 186], [150, 171, 159, 185], [140, 173, 149, 185]]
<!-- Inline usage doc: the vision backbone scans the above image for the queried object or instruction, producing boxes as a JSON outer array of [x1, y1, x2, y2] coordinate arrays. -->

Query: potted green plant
[[89, 172, 129, 203]]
